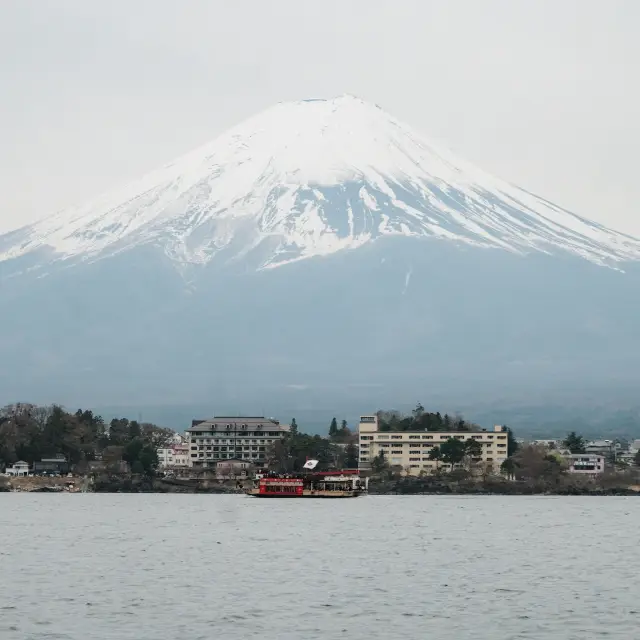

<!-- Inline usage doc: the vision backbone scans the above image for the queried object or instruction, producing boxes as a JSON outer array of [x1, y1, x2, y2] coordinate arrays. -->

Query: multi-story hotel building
[[186, 416, 290, 469], [358, 415, 509, 474]]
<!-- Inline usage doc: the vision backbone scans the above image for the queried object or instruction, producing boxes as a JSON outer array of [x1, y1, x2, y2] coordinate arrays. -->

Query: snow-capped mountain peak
[[2, 94, 639, 270]]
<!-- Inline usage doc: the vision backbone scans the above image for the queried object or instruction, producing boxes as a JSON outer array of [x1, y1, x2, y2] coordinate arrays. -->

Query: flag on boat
[[303, 459, 319, 470]]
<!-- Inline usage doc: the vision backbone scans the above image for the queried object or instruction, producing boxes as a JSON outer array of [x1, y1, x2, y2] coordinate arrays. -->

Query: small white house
[[567, 454, 605, 476], [5, 461, 30, 476]]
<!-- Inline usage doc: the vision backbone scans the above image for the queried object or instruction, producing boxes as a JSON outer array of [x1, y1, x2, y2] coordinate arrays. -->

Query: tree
[[412, 403, 425, 420], [439, 438, 466, 469], [634, 450, 640, 467], [123, 437, 159, 475], [563, 431, 586, 454], [329, 418, 338, 437], [128, 420, 142, 439], [463, 439, 482, 470], [344, 442, 358, 468], [109, 418, 130, 447], [267, 429, 335, 473], [371, 450, 388, 474], [500, 457, 516, 478], [509, 444, 566, 488], [376, 410, 402, 432], [290, 418, 298, 436], [140, 423, 174, 449], [428, 446, 442, 471], [504, 427, 519, 456]]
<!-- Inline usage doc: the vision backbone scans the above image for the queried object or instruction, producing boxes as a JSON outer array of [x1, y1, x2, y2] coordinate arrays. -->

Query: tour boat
[[247, 469, 367, 498]]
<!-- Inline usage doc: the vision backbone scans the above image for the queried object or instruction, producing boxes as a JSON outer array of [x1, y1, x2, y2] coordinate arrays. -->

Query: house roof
[[188, 417, 288, 431]]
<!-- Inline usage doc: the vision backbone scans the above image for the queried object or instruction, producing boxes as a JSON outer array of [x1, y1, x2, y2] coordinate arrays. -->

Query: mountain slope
[[2, 94, 639, 275], [1, 95, 640, 410]]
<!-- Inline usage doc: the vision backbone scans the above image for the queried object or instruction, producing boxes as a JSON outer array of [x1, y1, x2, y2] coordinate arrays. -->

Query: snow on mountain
[[2, 94, 639, 271]]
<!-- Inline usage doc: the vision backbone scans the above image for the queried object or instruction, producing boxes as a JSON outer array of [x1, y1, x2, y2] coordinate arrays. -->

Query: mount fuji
[[2, 95, 640, 411]]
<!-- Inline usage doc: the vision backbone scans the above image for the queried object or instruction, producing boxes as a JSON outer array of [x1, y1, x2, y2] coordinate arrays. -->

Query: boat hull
[[247, 489, 363, 498]]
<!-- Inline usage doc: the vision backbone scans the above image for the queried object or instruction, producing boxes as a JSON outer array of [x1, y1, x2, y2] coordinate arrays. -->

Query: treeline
[[0, 403, 174, 475], [267, 417, 358, 473], [377, 404, 482, 432]]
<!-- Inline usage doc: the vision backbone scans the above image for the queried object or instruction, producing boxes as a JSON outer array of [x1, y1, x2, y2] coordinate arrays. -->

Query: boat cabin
[[258, 477, 303, 496]]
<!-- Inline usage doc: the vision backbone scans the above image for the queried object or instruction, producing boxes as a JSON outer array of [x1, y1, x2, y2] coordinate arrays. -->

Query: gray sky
[[0, 0, 638, 234]]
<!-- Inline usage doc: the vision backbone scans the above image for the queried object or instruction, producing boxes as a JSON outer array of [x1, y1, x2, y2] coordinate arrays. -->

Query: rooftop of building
[[188, 416, 288, 431], [569, 453, 604, 458]]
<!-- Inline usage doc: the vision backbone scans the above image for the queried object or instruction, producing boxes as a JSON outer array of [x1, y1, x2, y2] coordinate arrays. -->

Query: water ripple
[[0, 495, 639, 639]]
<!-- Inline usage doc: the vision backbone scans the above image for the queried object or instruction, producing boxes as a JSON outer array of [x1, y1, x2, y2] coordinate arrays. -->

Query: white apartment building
[[157, 443, 190, 468], [186, 416, 290, 469], [358, 415, 509, 475]]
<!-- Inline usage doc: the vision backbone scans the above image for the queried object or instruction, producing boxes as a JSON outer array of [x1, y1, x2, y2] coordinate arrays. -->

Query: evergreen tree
[[505, 426, 519, 456], [109, 418, 130, 447], [344, 442, 358, 468], [563, 431, 586, 454], [371, 450, 388, 473], [329, 417, 338, 437], [290, 418, 298, 436], [128, 420, 142, 439]]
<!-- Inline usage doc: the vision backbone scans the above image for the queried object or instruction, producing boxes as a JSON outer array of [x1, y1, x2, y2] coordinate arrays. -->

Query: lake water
[[0, 495, 638, 639]]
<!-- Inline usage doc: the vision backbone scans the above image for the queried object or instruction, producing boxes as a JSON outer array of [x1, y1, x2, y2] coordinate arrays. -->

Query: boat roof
[[310, 469, 360, 476]]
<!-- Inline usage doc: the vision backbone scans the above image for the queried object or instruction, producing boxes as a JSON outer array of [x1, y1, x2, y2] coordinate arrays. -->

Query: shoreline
[[3, 484, 638, 496]]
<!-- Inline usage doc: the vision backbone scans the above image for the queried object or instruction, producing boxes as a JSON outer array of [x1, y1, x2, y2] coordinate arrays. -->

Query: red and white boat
[[247, 469, 367, 498]]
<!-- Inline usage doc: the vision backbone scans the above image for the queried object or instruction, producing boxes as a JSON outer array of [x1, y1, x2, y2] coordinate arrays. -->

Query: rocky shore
[[369, 475, 640, 496]]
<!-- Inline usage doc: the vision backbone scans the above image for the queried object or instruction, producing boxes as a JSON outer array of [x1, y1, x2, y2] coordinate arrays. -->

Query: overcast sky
[[0, 0, 638, 234]]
